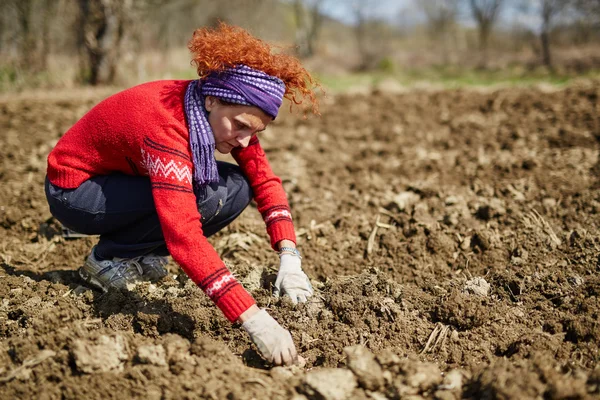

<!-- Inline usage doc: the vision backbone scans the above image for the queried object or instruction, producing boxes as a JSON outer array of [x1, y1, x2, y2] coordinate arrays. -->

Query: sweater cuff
[[195, 266, 256, 322], [267, 220, 297, 250], [47, 169, 89, 190], [214, 283, 256, 322]]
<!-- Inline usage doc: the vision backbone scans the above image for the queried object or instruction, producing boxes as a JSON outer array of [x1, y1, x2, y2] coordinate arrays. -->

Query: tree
[[1, 0, 57, 73], [76, 0, 174, 85], [347, 0, 394, 70], [77, 0, 133, 85], [468, 0, 504, 67], [539, 0, 568, 68], [293, 0, 327, 58], [573, 0, 600, 16], [572, 0, 600, 32], [418, 0, 460, 63]]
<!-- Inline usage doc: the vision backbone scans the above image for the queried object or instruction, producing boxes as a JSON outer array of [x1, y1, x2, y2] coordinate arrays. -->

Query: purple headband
[[201, 65, 286, 119]]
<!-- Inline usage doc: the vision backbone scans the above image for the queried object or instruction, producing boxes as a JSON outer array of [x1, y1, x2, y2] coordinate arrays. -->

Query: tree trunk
[[306, 4, 323, 57], [478, 22, 491, 68], [540, 30, 552, 68], [40, 0, 55, 71], [355, 20, 368, 70], [293, 0, 322, 58], [294, 0, 310, 57], [16, 0, 37, 71], [540, 1, 555, 70], [77, 0, 129, 85]]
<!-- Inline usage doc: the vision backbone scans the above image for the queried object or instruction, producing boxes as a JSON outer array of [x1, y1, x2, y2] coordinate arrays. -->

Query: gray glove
[[242, 309, 298, 366], [274, 254, 313, 304]]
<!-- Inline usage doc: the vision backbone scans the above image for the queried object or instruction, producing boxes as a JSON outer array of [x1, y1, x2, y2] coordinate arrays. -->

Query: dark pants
[[45, 162, 252, 259]]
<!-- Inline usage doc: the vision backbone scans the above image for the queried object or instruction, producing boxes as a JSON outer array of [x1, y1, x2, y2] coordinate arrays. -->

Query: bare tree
[[77, 0, 134, 85], [0, 0, 58, 73], [572, 0, 600, 27], [573, 0, 600, 15], [468, 0, 504, 66], [76, 0, 173, 85], [539, 0, 568, 68], [347, 0, 394, 70], [15, 0, 36, 69], [293, 0, 327, 58], [419, 0, 459, 62]]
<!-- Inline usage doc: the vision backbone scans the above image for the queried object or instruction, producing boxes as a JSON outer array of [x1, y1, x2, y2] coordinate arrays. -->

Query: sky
[[320, 0, 541, 31], [322, 0, 412, 25]]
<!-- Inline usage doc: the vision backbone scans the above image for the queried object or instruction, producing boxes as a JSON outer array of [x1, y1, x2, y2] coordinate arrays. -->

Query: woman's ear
[[205, 96, 217, 112]]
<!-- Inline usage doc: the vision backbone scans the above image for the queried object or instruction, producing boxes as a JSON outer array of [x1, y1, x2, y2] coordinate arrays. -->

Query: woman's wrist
[[277, 239, 296, 250], [277, 239, 301, 259], [237, 304, 260, 324]]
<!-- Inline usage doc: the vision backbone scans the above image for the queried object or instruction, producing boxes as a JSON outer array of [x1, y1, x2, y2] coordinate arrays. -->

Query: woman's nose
[[237, 134, 252, 148]]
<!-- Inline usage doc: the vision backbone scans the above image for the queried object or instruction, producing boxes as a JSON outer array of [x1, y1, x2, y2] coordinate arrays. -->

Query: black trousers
[[45, 162, 252, 259]]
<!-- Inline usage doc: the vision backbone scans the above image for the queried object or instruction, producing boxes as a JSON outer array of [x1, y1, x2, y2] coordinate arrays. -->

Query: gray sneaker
[[138, 255, 169, 282], [79, 247, 143, 291]]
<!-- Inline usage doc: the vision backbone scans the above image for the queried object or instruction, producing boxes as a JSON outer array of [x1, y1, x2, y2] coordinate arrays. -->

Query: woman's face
[[204, 96, 272, 154]]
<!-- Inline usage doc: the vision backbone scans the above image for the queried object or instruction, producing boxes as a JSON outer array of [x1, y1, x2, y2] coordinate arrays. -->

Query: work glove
[[242, 309, 298, 366], [273, 253, 313, 304]]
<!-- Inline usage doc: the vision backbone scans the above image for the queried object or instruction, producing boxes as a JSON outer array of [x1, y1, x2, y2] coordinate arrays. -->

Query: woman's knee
[[217, 162, 253, 207]]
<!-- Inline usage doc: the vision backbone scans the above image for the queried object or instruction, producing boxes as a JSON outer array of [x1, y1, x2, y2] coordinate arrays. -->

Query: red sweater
[[47, 80, 296, 322]]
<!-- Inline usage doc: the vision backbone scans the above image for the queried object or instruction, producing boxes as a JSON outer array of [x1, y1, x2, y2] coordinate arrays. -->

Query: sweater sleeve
[[231, 136, 296, 249], [140, 135, 255, 322]]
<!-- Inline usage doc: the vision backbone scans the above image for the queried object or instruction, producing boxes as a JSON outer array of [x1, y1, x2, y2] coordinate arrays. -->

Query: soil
[[1, 81, 599, 399]]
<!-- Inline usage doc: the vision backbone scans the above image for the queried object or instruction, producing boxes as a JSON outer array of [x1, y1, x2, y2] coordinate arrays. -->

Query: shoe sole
[[142, 270, 168, 282], [78, 266, 109, 292]]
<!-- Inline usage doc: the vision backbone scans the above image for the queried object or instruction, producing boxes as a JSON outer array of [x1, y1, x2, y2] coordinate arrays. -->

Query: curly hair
[[188, 22, 320, 115]]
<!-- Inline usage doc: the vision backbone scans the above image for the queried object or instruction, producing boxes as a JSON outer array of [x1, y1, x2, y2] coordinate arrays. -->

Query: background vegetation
[[1, 0, 599, 92]]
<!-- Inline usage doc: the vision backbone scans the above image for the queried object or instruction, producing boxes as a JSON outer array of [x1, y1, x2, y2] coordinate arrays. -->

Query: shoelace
[[111, 258, 143, 279], [139, 255, 168, 268]]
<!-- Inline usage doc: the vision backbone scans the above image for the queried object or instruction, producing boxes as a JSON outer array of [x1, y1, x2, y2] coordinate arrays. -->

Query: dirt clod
[[344, 345, 384, 391], [393, 360, 443, 397], [462, 277, 491, 297], [470, 231, 492, 252], [439, 369, 463, 391], [300, 368, 358, 400], [136, 344, 167, 366], [71, 335, 129, 373], [433, 291, 490, 330], [393, 192, 421, 211]]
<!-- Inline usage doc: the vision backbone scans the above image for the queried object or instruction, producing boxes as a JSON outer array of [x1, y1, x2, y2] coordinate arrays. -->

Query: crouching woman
[[44, 23, 318, 366]]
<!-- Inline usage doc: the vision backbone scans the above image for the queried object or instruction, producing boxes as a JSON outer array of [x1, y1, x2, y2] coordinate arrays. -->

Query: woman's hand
[[274, 253, 313, 304], [241, 308, 298, 366]]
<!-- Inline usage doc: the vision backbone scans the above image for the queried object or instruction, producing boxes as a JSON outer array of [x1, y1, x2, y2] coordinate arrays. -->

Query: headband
[[201, 65, 286, 119]]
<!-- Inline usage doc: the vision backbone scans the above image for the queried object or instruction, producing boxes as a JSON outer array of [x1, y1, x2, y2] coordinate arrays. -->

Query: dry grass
[[522, 209, 562, 248]]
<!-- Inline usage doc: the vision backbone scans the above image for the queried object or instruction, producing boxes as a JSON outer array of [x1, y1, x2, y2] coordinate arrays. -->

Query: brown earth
[[0, 81, 599, 399]]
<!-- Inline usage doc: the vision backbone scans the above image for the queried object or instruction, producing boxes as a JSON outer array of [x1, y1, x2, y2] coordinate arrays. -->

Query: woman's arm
[[140, 134, 256, 322], [231, 136, 297, 249]]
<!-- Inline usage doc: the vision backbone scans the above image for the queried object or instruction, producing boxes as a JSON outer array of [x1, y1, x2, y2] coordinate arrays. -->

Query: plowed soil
[[1, 82, 599, 399]]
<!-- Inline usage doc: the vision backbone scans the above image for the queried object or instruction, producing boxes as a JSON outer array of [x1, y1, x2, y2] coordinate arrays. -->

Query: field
[[0, 81, 599, 399]]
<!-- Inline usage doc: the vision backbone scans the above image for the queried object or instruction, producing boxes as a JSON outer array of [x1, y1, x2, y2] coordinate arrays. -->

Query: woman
[[44, 23, 318, 366]]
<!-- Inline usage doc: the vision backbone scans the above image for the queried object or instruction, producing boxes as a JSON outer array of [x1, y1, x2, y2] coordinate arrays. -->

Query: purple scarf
[[184, 65, 286, 187]]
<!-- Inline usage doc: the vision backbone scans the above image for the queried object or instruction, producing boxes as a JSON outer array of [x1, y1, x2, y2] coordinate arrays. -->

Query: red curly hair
[[188, 22, 320, 115]]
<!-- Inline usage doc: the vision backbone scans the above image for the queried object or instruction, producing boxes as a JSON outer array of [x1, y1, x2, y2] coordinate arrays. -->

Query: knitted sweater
[[47, 80, 296, 322]]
